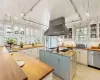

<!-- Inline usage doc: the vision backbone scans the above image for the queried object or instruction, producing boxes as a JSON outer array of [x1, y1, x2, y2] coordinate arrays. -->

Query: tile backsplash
[[58, 39, 76, 47], [87, 40, 100, 48]]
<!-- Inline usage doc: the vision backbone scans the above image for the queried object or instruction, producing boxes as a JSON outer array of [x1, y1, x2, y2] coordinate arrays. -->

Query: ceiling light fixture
[[15, 17, 18, 20], [86, 13, 90, 16], [12, 22, 14, 23], [7, 14, 10, 17], [21, 13, 24, 16]]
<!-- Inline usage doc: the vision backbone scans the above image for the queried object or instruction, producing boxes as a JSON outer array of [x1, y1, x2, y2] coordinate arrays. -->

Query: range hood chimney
[[44, 17, 68, 36]]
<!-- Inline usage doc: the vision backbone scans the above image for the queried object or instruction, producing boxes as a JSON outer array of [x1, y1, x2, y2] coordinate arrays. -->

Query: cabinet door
[[39, 51, 50, 64], [75, 49, 80, 63], [49, 53, 60, 75], [70, 54, 76, 80], [39, 51, 45, 63], [59, 56, 70, 80], [79, 50, 87, 65], [31, 48, 38, 59], [19, 50, 27, 55]]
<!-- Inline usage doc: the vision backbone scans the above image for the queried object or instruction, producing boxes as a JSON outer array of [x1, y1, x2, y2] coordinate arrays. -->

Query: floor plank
[[53, 64, 100, 80]]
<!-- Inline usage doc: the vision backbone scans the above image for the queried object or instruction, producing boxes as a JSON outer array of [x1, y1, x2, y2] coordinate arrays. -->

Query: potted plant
[[20, 42, 24, 48], [7, 38, 15, 49], [32, 43, 34, 47]]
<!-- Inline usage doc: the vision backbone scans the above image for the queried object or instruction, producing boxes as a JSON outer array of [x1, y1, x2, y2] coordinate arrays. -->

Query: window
[[75, 27, 88, 43]]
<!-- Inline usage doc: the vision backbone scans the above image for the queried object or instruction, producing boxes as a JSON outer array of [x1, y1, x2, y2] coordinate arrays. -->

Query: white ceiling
[[0, 0, 100, 27]]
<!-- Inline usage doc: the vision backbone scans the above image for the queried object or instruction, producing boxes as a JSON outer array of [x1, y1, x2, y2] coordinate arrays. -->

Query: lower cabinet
[[39, 50, 76, 80], [42, 73, 52, 80], [19, 48, 39, 59], [74, 49, 87, 65]]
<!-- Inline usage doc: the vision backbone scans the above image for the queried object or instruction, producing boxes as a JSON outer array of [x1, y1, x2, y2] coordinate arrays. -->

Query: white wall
[[0, 36, 4, 46], [58, 38, 76, 47], [87, 40, 100, 48]]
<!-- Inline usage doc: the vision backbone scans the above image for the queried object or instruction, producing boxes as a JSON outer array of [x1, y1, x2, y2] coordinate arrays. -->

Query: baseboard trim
[[88, 65, 100, 70]]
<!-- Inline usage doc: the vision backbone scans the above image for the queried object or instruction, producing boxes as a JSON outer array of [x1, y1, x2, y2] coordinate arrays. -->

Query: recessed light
[[12, 22, 14, 23], [21, 13, 24, 16], [86, 13, 90, 16], [15, 17, 18, 20], [7, 14, 10, 17]]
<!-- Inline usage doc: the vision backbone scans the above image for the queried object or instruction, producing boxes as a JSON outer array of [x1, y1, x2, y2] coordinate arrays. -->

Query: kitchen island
[[0, 46, 53, 80], [39, 49, 76, 80]]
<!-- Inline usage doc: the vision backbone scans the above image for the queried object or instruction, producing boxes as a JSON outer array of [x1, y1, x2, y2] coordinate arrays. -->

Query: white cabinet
[[42, 73, 52, 80], [89, 23, 98, 40], [19, 48, 39, 59], [89, 22, 100, 40], [74, 49, 87, 65]]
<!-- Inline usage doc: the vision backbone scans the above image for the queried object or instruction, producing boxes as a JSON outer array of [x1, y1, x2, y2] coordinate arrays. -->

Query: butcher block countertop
[[0, 47, 27, 80], [11, 52, 53, 80], [75, 47, 100, 52], [54, 50, 76, 57], [12, 44, 44, 50], [0, 46, 53, 80], [86, 48, 100, 52], [41, 49, 76, 57]]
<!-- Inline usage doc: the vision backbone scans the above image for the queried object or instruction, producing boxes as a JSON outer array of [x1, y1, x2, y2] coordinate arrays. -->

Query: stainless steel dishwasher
[[88, 51, 100, 69]]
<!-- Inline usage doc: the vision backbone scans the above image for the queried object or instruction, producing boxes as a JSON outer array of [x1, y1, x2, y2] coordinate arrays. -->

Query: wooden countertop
[[12, 44, 44, 50], [41, 49, 76, 57], [74, 47, 100, 52], [0, 46, 53, 80], [86, 48, 100, 52], [11, 52, 53, 80], [0, 47, 27, 80], [56, 50, 76, 57]]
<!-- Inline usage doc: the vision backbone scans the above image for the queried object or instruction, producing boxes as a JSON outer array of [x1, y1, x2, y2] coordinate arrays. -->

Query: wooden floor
[[53, 64, 100, 80]]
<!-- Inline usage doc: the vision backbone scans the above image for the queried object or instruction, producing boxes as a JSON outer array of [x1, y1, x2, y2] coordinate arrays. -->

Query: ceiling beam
[[22, 0, 48, 26], [65, 0, 82, 24], [70, 0, 82, 20], [24, 0, 42, 16], [23, 0, 82, 26], [23, 18, 49, 27]]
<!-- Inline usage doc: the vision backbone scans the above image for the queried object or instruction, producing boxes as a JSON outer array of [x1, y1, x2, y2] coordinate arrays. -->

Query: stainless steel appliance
[[88, 51, 100, 69]]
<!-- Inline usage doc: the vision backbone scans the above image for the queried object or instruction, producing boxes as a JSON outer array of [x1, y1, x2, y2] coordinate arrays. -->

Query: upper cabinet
[[64, 26, 74, 40], [75, 27, 88, 44], [4, 24, 13, 36], [14, 26, 19, 35], [89, 22, 100, 40], [99, 23, 100, 38], [89, 24, 98, 39], [0, 22, 3, 36]]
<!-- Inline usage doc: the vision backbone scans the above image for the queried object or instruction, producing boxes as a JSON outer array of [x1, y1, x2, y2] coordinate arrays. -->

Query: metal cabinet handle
[[58, 59, 60, 62], [58, 59, 60, 64]]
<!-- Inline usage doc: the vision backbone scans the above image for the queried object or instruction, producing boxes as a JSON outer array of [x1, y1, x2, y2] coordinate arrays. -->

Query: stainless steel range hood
[[44, 17, 68, 36]]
